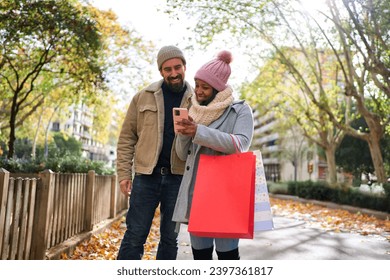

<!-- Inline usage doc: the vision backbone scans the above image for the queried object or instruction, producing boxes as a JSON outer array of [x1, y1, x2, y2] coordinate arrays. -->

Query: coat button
[[188, 150, 191, 155], [186, 166, 190, 170]]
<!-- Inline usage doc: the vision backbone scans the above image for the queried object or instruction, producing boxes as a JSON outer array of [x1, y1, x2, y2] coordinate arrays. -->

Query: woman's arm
[[193, 103, 254, 154]]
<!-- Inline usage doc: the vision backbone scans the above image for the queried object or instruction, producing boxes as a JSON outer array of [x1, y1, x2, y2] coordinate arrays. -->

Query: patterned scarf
[[189, 86, 234, 126]]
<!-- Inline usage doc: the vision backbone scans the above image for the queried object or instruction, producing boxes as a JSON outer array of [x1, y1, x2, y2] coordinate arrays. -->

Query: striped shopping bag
[[253, 150, 274, 231]]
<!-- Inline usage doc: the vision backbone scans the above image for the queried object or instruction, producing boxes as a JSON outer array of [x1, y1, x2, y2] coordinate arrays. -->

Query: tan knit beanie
[[157, 45, 186, 70]]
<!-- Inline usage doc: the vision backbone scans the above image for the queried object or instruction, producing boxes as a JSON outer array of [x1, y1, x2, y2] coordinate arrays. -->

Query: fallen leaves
[[61, 208, 161, 260], [270, 197, 390, 237], [61, 220, 124, 260], [61, 198, 390, 260]]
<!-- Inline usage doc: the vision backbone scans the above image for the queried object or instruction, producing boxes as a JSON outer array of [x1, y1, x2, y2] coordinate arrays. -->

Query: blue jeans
[[117, 173, 182, 260], [190, 234, 239, 252]]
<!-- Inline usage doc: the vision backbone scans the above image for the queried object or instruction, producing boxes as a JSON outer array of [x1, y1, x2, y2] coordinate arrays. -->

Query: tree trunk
[[32, 109, 44, 159], [44, 123, 50, 159], [43, 105, 60, 159], [325, 146, 337, 184], [367, 136, 386, 183], [7, 93, 18, 159], [294, 159, 298, 181], [7, 124, 16, 159], [354, 98, 387, 183]]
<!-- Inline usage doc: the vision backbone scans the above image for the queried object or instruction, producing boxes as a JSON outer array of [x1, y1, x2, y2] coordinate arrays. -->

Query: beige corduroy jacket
[[116, 79, 193, 183]]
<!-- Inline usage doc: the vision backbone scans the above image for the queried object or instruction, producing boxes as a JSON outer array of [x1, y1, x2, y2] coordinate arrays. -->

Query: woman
[[172, 50, 254, 260]]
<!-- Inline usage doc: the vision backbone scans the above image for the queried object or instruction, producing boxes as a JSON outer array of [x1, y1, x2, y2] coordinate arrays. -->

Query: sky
[[91, 0, 255, 98], [90, 0, 325, 100], [91, 0, 186, 48]]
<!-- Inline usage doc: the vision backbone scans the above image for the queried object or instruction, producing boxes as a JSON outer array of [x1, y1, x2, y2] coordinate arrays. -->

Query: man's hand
[[119, 179, 132, 196]]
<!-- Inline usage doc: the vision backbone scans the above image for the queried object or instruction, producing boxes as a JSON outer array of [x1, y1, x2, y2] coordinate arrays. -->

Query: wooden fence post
[[0, 168, 10, 256], [85, 170, 95, 231], [110, 175, 117, 218], [30, 169, 54, 260]]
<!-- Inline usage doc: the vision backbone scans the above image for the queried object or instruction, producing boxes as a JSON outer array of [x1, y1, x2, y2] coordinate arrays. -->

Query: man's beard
[[166, 75, 184, 93]]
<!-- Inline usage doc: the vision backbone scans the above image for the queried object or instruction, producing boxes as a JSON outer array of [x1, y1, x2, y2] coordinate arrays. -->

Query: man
[[116, 45, 193, 260]]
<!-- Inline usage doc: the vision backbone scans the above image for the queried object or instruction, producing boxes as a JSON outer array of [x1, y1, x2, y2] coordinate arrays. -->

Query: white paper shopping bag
[[253, 150, 274, 231]]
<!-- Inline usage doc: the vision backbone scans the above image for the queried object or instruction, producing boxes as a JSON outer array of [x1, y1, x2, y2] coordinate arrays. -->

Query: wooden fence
[[0, 168, 128, 260]]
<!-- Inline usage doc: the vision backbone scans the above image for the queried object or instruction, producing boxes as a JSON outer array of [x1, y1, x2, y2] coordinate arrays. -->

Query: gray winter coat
[[172, 100, 254, 226]]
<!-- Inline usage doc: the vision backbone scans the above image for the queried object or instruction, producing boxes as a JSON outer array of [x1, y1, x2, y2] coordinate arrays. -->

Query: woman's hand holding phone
[[173, 108, 197, 137]]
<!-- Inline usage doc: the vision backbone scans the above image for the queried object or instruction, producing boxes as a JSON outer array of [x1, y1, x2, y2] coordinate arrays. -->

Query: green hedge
[[0, 156, 115, 175], [287, 180, 390, 213]]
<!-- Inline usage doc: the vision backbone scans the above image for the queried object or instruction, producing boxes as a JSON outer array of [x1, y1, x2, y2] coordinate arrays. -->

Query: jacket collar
[[208, 100, 244, 129], [146, 79, 193, 107], [145, 80, 164, 93]]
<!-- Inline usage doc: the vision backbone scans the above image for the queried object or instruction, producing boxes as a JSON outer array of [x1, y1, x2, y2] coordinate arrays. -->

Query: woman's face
[[194, 79, 214, 104]]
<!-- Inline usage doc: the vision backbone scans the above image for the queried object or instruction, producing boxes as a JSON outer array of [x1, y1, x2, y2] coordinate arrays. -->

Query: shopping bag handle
[[230, 134, 241, 154]]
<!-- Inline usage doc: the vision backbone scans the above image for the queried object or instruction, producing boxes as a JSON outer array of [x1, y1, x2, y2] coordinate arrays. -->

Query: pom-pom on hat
[[157, 45, 186, 70], [194, 50, 233, 91]]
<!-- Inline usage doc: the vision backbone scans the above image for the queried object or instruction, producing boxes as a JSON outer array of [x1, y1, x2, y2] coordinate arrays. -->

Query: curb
[[271, 194, 390, 220]]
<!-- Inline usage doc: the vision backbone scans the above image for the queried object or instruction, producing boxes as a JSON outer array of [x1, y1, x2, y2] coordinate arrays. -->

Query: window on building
[[52, 122, 60, 132]]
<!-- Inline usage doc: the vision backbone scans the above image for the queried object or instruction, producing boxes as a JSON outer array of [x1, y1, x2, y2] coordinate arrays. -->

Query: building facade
[[251, 108, 325, 182], [51, 104, 116, 167]]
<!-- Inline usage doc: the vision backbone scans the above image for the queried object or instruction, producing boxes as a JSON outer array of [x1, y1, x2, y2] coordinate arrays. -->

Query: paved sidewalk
[[177, 216, 390, 260]]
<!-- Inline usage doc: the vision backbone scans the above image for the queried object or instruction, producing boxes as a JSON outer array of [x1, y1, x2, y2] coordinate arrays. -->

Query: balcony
[[252, 133, 279, 146]]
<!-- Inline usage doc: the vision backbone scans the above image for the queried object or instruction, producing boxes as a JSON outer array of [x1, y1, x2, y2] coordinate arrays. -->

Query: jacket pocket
[[139, 105, 157, 127]]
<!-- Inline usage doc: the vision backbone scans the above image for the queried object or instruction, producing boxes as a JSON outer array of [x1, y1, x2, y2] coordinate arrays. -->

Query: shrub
[[0, 155, 114, 175], [284, 180, 390, 213], [383, 183, 390, 198], [268, 182, 289, 194], [287, 181, 298, 195]]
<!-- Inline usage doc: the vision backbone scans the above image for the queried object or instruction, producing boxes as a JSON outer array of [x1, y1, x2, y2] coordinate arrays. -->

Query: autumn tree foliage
[[0, 0, 155, 159], [165, 0, 389, 183], [0, 0, 103, 158]]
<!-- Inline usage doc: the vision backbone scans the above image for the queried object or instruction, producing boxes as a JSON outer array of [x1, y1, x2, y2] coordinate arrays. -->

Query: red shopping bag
[[188, 151, 256, 239]]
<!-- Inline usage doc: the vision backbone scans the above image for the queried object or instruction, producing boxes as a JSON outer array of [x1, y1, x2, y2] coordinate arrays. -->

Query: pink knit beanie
[[194, 50, 233, 91]]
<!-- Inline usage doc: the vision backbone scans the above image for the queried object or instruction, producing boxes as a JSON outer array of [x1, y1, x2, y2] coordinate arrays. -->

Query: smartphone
[[173, 107, 189, 133]]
